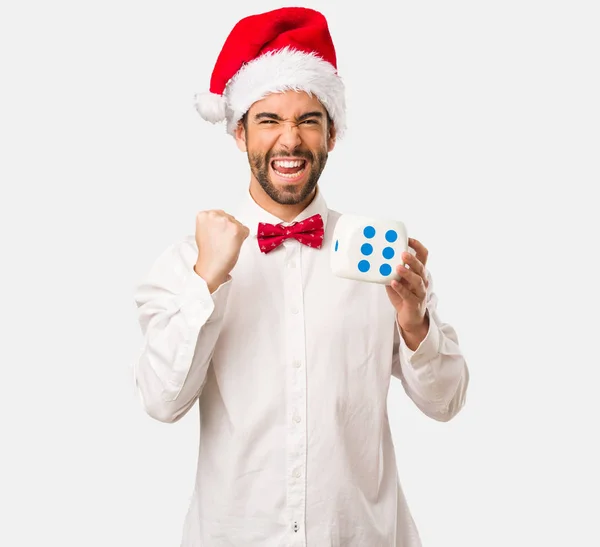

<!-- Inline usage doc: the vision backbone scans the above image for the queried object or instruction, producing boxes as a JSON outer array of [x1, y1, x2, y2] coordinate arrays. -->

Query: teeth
[[272, 159, 307, 179], [276, 171, 304, 179], [273, 160, 304, 168]]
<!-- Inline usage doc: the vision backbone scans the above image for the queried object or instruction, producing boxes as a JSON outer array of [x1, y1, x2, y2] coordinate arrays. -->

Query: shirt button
[[293, 360, 301, 368], [293, 468, 301, 478], [293, 414, 301, 424], [291, 306, 299, 315]]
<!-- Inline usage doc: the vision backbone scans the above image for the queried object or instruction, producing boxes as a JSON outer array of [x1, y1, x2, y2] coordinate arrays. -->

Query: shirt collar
[[234, 186, 329, 236]]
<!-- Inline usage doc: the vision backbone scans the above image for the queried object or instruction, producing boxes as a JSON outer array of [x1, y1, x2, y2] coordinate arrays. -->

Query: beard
[[248, 146, 328, 205]]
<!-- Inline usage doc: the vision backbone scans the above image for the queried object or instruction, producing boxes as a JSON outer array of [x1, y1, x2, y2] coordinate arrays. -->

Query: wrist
[[401, 317, 428, 335], [397, 312, 429, 351], [193, 263, 228, 293]]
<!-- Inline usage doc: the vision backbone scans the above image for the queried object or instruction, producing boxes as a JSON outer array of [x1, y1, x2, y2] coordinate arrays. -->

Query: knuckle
[[196, 211, 210, 224]]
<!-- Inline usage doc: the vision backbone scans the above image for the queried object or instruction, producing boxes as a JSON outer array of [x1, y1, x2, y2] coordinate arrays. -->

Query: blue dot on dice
[[361, 243, 373, 255], [385, 229, 398, 242], [382, 246, 394, 259], [379, 263, 392, 276], [358, 260, 370, 272], [363, 226, 376, 238], [335, 240, 338, 251]]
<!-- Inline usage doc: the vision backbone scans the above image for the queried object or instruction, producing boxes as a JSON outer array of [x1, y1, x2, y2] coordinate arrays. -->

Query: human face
[[235, 90, 336, 206]]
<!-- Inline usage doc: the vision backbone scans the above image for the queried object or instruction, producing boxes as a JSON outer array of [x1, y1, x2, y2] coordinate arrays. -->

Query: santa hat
[[194, 7, 346, 138]]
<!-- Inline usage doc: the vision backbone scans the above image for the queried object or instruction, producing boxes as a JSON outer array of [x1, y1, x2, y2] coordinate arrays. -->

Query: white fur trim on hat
[[222, 46, 346, 137]]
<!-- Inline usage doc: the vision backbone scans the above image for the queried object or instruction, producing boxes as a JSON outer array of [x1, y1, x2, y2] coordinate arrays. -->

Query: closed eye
[[260, 120, 317, 125]]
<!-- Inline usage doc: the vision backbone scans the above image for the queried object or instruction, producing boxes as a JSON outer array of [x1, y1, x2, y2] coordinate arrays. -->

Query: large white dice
[[330, 214, 409, 284]]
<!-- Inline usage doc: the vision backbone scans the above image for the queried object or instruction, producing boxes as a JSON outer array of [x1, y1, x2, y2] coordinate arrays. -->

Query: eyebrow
[[253, 111, 324, 122]]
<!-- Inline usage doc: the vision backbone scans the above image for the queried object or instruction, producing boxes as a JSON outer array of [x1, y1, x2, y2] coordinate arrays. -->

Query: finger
[[401, 252, 429, 289], [408, 238, 429, 267], [401, 251, 426, 280], [395, 264, 426, 299], [212, 209, 237, 222], [233, 218, 249, 230], [389, 279, 418, 302]]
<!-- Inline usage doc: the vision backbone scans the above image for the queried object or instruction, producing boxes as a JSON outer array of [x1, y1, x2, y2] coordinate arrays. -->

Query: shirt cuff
[[180, 268, 232, 324]]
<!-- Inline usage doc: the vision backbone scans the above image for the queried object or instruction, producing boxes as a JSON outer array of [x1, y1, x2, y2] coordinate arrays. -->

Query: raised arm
[[133, 210, 249, 423]]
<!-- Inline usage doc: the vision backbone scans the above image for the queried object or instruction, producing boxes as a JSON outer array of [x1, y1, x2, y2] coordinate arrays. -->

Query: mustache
[[266, 149, 314, 162]]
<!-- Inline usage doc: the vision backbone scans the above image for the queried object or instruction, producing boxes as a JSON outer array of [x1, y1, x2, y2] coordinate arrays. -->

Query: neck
[[249, 179, 317, 223]]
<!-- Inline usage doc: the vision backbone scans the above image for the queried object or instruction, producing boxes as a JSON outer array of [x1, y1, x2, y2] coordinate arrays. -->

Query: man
[[133, 7, 469, 546]]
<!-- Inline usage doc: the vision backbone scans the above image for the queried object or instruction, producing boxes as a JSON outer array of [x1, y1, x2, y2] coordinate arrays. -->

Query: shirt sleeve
[[133, 236, 232, 423], [391, 269, 469, 422]]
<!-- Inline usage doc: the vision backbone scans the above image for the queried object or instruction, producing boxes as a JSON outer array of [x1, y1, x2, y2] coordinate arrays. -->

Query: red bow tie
[[257, 213, 324, 254]]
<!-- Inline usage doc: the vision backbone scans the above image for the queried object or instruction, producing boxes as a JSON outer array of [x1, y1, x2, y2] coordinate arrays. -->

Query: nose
[[277, 122, 302, 150]]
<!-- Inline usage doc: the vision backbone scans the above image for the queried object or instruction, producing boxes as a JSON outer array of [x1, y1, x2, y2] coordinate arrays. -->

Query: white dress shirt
[[133, 187, 469, 546]]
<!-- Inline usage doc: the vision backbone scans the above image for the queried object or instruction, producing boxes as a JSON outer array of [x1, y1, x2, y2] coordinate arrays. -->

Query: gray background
[[1, 0, 598, 545]]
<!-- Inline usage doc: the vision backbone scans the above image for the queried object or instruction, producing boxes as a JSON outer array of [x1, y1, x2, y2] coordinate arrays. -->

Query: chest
[[205, 236, 397, 427], [216, 237, 395, 369]]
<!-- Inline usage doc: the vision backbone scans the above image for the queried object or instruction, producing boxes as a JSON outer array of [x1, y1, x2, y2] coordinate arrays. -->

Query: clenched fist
[[193, 210, 250, 292]]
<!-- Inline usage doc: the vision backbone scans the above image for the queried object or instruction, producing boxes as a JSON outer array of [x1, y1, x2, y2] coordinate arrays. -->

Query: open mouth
[[270, 159, 308, 182]]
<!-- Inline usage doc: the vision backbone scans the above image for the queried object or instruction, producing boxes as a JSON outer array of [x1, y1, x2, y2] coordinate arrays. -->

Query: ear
[[327, 121, 337, 153], [235, 120, 247, 152]]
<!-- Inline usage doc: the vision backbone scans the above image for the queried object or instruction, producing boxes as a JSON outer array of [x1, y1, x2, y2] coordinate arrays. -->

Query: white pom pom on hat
[[193, 7, 346, 138], [194, 91, 227, 124]]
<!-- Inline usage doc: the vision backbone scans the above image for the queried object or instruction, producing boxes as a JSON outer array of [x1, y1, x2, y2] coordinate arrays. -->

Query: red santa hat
[[194, 7, 346, 138]]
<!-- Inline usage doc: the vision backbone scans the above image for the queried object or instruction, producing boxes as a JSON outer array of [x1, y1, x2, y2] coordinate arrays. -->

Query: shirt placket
[[282, 238, 307, 546]]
